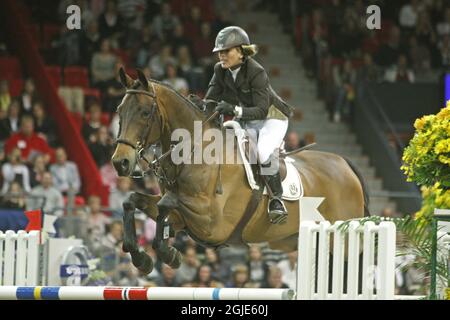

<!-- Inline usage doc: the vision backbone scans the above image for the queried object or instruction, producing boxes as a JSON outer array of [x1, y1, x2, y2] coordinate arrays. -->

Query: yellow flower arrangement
[[402, 103, 450, 223]]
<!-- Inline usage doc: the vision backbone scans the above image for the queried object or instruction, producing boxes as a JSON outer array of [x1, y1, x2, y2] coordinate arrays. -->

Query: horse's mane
[[144, 79, 207, 120]]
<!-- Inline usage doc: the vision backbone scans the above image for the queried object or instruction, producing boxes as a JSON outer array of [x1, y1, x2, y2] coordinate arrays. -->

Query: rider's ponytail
[[241, 44, 258, 57]]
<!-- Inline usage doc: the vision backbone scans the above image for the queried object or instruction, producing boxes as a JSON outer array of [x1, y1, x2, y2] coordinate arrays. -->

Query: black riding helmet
[[212, 26, 251, 53]]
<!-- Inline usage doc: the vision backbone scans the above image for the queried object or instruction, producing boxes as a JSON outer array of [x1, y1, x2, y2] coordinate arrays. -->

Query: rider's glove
[[215, 101, 236, 116]]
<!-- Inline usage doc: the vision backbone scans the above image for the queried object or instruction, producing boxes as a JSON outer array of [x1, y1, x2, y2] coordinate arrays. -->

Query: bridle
[[115, 85, 165, 180], [115, 82, 220, 185]]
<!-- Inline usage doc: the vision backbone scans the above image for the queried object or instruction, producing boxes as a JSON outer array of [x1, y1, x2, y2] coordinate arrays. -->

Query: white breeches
[[243, 119, 288, 164]]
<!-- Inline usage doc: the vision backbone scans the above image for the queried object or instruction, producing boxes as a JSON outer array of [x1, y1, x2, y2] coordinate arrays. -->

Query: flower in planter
[[401, 102, 450, 222]]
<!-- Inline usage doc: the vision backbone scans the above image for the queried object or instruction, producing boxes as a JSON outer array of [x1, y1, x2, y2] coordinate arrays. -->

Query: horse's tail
[[343, 157, 370, 217]]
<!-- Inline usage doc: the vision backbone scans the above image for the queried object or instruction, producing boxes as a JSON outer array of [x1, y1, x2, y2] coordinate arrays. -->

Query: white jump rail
[[297, 220, 396, 300], [0, 230, 40, 286], [0, 286, 295, 300]]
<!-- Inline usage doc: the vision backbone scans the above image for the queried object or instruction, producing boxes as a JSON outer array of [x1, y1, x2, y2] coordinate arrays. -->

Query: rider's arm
[[237, 69, 270, 121], [204, 63, 224, 102]]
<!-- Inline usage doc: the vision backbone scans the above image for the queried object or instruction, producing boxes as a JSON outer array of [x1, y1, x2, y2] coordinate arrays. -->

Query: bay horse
[[111, 68, 369, 274]]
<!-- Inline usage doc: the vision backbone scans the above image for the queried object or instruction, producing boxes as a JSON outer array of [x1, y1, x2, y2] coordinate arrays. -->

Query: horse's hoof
[[168, 247, 183, 269], [132, 251, 154, 275], [157, 247, 182, 269]]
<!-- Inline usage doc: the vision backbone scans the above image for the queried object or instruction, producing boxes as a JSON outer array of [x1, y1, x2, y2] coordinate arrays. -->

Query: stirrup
[[268, 198, 288, 225]]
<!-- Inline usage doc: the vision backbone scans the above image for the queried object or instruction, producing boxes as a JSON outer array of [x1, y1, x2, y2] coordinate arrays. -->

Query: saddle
[[223, 120, 303, 201]]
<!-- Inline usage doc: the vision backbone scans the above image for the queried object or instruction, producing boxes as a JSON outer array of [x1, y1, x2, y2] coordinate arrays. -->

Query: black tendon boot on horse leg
[[122, 199, 154, 274], [261, 156, 288, 225], [153, 196, 182, 269]]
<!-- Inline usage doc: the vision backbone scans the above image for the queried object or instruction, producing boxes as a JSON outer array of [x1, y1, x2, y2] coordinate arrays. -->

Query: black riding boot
[[264, 171, 288, 224]]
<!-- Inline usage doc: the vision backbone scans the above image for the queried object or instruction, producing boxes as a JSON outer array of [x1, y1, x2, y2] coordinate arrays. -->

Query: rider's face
[[218, 47, 243, 69]]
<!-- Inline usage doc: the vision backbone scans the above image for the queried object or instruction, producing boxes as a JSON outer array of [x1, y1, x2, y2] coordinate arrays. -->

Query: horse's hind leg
[[154, 194, 183, 269], [122, 197, 154, 274]]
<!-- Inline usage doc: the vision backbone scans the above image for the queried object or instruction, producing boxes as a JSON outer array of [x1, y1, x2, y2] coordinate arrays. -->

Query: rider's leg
[[257, 119, 289, 224]]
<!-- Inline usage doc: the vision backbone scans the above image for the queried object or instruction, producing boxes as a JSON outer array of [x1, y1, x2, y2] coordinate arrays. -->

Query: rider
[[204, 26, 294, 225]]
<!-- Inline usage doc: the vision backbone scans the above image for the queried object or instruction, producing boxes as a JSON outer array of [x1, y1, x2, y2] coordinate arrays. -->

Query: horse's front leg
[[122, 196, 154, 274], [153, 193, 183, 269]]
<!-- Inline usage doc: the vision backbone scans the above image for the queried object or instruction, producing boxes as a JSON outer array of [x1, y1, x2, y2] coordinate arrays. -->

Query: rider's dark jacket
[[205, 57, 294, 121]]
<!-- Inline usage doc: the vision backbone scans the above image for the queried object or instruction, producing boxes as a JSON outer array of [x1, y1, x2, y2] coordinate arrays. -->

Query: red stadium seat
[[83, 88, 101, 102], [64, 66, 89, 88], [45, 65, 62, 88], [9, 79, 24, 97], [0, 57, 22, 80]]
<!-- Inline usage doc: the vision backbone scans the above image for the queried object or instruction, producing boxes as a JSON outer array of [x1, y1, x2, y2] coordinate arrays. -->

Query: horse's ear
[[136, 69, 149, 90], [118, 66, 133, 88]]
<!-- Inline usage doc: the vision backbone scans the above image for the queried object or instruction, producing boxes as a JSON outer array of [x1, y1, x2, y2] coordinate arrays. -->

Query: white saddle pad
[[223, 120, 303, 201], [262, 158, 303, 201]]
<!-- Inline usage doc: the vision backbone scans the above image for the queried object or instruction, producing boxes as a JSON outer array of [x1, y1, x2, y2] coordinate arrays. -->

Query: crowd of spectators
[[290, 0, 450, 122]]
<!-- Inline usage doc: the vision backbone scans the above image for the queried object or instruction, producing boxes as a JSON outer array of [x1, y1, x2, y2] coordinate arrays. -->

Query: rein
[[115, 84, 219, 187]]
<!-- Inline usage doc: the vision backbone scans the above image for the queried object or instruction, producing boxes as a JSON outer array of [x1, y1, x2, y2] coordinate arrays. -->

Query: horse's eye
[[142, 110, 151, 118]]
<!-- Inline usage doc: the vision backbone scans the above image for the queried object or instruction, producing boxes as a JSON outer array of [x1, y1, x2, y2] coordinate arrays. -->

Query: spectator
[[91, 39, 118, 91], [116, 0, 146, 30], [135, 24, 162, 68], [218, 244, 249, 271], [49, 147, 81, 195], [436, 7, 450, 37], [357, 53, 381, 82], [109, 177, 133, 218], [98, 0, 124, 42], [177, 45, 204, 93], [415, 11, 436, 48], [170, 25, 193, 57], [260, 266, 289, 289], [80, 19, 102, 67], [1, 147, 31, 193], [0, 108, 10, 141], [204, 248, 229, 283], [193, 22, 215, 70], [88, 125, 114, 168], [376, 26, 405, 67], [27, 171, 64, 217], [384, 54, 415, 83], [399, 0, 420, 32], [277, 251, 297, 290], [151, 2, 180, 41], [0, 181, 26, 209], [51, 23, 81, 66], [332, 59, 356, 122], [103, 62, 126, 114], [247, 245, 269, 287], [82, 103, 103, 143], [20, 78, 38, 115], [0, 99, 21, 140], [155, 263, 181, 287], [226, 264, 250, 288], [101, 220, 123, 251], [260, 243, 287, 266], [0, 80, 11, 113], [29, 154, 47, 188], [4, 115, 55, 164], [437, 35, 450, 68], [32, 101, 58, 147], [176, 246, 200, 284], [284, 131, 300, 152], [299, 132, 316, 148], [86, 194, 111, 242], [192, 264, 223, 288], [148, 44, 177, 80], [163, 63, 189, 96], [183, 6, 204, 42]]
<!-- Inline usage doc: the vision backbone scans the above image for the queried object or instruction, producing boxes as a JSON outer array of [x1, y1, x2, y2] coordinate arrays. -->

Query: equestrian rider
[[204, 26, 294, 225]]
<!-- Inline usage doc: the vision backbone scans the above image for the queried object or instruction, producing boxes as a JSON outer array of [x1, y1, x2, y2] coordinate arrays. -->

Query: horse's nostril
[[121, 158, 130, 171]]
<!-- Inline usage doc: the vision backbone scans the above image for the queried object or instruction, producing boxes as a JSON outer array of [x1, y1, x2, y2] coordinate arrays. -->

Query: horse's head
[[111, 68, 162, 176]]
